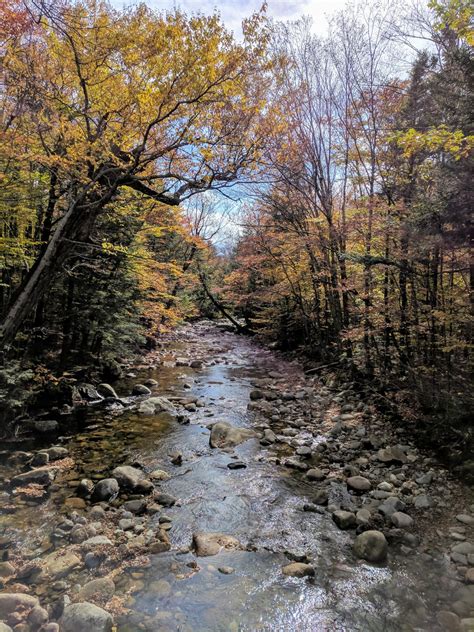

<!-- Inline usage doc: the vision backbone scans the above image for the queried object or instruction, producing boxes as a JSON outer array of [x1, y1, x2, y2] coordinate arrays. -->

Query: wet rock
[[0, 594, 38, 619], [76, 383, 102, 401], [134, 479, 154, 494], [76, 578, 115, 603], [296, 446, 312, 458], [227, 461, 247, 470], [391, 512, 414, 529], [60, 602, 113, 632], [306, 468, 325, 481], [84, 552, 104, 570], [249, 389, 264, 400], [10, 468, 56, 487], [457, 515, 474, 527], [89, 506, 106, 520], [154, 492, 176, 507], [452, 543, 474, 556], [282, 562, 315, 578], [262, 429, 277, 444], [45, 446, 69, 461], [209, 422, 258, 449], [112, 466, 143, 490], [312, 489, 329, 505], [138, 397, 176, 415], [77, 479, 95, 498], [91, 478, 119, 502], [97, 384, 118, 399], [218, 566, 235, 575], [193, 533, 243, 557], [65, 496, 87, 509], [132, 384, 151, 396], [33, 419, 59, 433], [149, 469, 170, 481], [332, 510, 356, 530], [347, 476, 371, 492], [377, 447, 407, 464], [143, 378, 158, 387], [41, 549, 81, 579], [353, 530, 388, 563], [32, 451, 49, 466]]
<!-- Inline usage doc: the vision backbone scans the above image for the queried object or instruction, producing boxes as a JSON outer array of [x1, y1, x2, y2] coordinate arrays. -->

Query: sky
[[110, 0, 349, 36]]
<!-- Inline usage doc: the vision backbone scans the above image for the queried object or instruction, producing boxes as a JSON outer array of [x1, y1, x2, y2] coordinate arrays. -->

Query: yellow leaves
[[391, 126, 474, 160], [429, 0, 474, 45]]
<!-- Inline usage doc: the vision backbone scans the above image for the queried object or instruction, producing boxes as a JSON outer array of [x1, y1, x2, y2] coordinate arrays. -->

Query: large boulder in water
[[193, 532, 243, 556], [209, 422, 258, 449], [353, 530, 388, 563], [60, 602, 113, 632], [138, 396, 176, 415]]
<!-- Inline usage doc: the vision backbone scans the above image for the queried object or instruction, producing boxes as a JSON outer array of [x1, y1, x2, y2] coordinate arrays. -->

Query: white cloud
[[111, 0, 349, 36]]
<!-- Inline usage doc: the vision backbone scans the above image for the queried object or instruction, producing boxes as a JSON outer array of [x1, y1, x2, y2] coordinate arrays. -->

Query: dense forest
[[0, 0, 472, 453]]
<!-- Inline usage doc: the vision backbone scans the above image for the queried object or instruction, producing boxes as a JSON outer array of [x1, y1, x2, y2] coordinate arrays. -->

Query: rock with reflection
[[209, 421, 259, 449], [193, 532, 243, 557]]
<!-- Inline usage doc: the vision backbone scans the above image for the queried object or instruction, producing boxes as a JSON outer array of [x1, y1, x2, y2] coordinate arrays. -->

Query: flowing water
[[0, 322, 466, 631]]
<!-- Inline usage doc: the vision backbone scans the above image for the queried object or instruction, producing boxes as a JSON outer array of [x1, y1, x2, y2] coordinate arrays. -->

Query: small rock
[[154, 492, 176, 507], [27, 605, 48, 628], [457, 515, 474, 527], [414, 494, 432, 509], [227, 461, 247, 470], [77, 578, 115, 603], [436, 610, 461, 631], [282, 562, 315, 578], [306, 468, 325, 481], [209, 422, 258, 449], [218, 566, 235, 575], [97, 384, 118, 399]]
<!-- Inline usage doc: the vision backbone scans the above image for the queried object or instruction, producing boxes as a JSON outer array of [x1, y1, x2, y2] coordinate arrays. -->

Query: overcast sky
[[110, 0, 349, 35]]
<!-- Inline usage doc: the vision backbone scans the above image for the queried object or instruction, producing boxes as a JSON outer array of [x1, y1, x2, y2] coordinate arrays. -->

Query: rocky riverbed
[[0, 321, 473, 631]]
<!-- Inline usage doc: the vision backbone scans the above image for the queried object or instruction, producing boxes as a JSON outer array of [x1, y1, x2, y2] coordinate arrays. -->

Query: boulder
[[132, 384, 152, 396], [33, 419, 59, 433], [391, 512, 414, 529], [347, 476, 372, 492], [332, 510, 356, 530], [91, 478, 119, 502], [0, 593, 39, 619], [306, 468, 325, 481], [282, 563, 315, 578], [353, 530, 388, 563], [77, 479, 95, 498], [10, 468, 56, 487], [209, 422, 258, 449], [138, 397, 176, 416], [377, 447, 407, 464], [44, 446, 69, 461], [193, 533, 243, 557], [96, 384, 118, 399], [76, 577, 115, 603], [60, 602, 113, 632], [40, 549, 81, 579], [111, 466, 143, 490]]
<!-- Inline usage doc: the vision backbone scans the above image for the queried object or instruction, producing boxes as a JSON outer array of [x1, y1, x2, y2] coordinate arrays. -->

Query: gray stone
[[10, 468, 56, 487], [209, 422, 258, 449], [132, 384, 152, 396], [414, 494, 433, 509], [347, 476, 372, 492], [193, 533, 242, 557], [33, 419, 59, 433], [0, 594, 39, 618], [82, 536, 113, 549], [111, 466, 143, 490], [77, 578, 115, 603], [377, 447, 407, 464], [97, 384, 118, 399], [41, 549, 81, 579], [391, 512, 414, 529], [378, 496, 406, 517], [91, 478, 119, 502], [60, 602, 113, 632], [306, 468, 325, 481], [0, 623, 13, 632], [154, 492, 176, 507], [332, 510, 356, 530], [282, 562, 315, 577], [27, 605, 49, 628], [452, 543, 474, 556], [77, 479, 95, 497], [353, 530, 388, 563], [457, 515, 474, 527], [138, 397, 176, 415]]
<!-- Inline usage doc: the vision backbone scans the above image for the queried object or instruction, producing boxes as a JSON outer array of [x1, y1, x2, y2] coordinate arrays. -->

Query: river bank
[[0, 321, 473, 631]]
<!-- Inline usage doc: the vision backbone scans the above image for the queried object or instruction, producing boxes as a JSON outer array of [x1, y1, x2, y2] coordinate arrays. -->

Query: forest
[[0, 1, 473, 631], [1, 0, 472, 452]]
